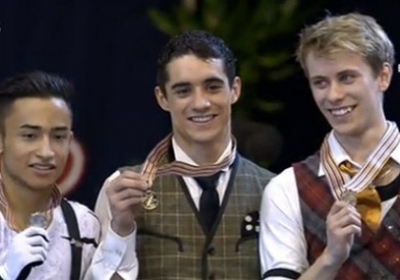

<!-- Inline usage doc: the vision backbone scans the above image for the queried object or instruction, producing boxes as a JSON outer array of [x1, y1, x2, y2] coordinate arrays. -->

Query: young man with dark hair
[[95, 30, 275, 279], [0, 71, 136, 280]]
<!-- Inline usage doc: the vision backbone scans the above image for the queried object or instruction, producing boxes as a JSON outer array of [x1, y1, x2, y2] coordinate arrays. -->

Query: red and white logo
[[57, 138, 87, 195]]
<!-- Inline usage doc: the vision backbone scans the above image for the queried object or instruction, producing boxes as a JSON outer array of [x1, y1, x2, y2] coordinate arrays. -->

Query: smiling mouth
[[29, 164, 56, 171], [188, 115, 217, 123], [328, 106, 356, 117]]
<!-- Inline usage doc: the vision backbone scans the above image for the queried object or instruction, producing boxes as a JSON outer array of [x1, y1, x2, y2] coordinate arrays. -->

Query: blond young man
[[259, 13, 400, 279]]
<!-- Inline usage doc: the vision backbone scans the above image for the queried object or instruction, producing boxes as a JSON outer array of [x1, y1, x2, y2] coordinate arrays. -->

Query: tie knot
[[194, 172, 221, 191], [339, 161, 358, 177]]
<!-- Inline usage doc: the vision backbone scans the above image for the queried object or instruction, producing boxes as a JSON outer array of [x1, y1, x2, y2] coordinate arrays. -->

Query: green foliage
[[148, 0, 325, 119]]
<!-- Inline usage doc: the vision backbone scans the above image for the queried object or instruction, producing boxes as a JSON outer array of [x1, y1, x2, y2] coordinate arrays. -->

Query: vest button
[[207, 246, 215, 255]]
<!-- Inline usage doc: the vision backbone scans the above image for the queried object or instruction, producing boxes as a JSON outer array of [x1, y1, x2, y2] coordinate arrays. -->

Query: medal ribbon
[[0, 178, 62, 232], [321, 121, 400, 200], [140, 133, 236, 184]]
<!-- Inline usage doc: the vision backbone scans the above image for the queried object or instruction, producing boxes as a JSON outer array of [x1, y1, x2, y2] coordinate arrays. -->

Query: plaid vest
[[293, 153, 400, 279], [134, 155, 274, 280]]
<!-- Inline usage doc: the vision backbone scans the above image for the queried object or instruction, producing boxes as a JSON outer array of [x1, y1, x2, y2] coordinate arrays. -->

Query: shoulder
[[237, 155, 275, 180], [62, 200, 100, 237]]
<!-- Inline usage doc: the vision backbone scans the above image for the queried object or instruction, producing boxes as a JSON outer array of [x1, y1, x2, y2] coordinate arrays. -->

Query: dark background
[[0, 0, 399, 209]]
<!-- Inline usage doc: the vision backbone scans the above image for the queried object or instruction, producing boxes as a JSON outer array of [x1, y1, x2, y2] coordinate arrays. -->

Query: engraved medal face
[[30, 212, 47, 228], [340, 190, 357, 206], [141, 189, 158, 210]]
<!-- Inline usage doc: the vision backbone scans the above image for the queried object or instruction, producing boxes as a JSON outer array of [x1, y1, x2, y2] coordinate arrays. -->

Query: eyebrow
[[170, 77, 225, 90], [310, 69, 359, 80], [171, 82, 191, 91], [19, 124, 69, 131]]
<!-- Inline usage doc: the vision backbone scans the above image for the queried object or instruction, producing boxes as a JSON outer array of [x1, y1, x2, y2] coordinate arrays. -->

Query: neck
[[334, 119, 388, 165], [1, 171, 54, 226], [174, 132, 231, 165]]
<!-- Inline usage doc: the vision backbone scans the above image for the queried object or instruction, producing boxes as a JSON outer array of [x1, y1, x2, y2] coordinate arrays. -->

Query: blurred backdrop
[[0, 0, 399, 209]]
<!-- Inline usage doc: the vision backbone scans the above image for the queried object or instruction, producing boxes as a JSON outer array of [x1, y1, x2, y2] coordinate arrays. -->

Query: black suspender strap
[[61, 199, 82, 280]]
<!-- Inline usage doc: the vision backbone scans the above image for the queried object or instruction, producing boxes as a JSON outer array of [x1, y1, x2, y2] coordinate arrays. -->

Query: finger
[[110, 187, 145, 202], [339, 224, 362, 237], [119, 178, 149, 190], [23, 227, 48, 238], [119, 197, 143, 209], [120, 170, 145, 180], [332, 204, 361, 221], [28, 247, 48, 262], [108, 178, 149, 194], [329, 201, 350, 215], [331, 211, 362, 229], [112, 196, 143, 212], [25, 235, 50, 249], [34, 233, 49, 243]]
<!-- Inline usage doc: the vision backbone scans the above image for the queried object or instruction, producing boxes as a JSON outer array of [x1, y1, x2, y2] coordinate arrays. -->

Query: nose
[[192, 89, 211, 110], [37, 137, 55, 159], [326, 82, 345, 103]]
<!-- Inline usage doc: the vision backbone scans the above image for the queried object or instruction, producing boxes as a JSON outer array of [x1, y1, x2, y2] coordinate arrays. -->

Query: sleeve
[[259, 167, 309, 279], [84, 171, 139, 280]]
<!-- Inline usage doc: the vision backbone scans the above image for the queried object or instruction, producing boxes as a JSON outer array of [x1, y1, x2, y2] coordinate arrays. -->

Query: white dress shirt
[[0, 200, 135, 279], [94, 137, 233, 279], [259, 132, 400, 279], [171, 137, 232, 208]]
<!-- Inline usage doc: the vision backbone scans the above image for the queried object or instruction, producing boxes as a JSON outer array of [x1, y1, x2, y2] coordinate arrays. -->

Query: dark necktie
[[194, 172, 221, 232]]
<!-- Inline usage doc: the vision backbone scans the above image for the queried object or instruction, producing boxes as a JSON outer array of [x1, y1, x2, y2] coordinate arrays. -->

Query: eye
[[21, 133, 37, 140], [54, 134, 68, 141], [312, 79, 328, 89], [340, 74, 355, 84], [207, 83, 222, 92], [175, 87, 191, 96]]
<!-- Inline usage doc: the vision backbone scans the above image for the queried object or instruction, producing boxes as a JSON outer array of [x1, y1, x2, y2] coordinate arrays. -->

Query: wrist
[[110, 218, 136, 237], [319, 249, 344, 271]]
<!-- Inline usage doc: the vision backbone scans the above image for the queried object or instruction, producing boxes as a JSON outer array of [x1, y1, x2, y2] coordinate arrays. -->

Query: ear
[[0, 135, 3, 154], [154, 86, 170, 112], [68, 131, 74, 147], [378, 62, 393, 92], [230, 76, 242, 105]]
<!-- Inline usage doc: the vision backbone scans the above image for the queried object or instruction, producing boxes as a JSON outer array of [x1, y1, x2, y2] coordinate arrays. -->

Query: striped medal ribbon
[[137, 133, 236, 210], [321, 121, 400, 203], [0, 179, 62, 231]]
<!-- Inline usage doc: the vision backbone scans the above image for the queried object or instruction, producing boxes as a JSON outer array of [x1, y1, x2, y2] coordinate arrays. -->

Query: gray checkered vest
[[134, 155, 274, 280]]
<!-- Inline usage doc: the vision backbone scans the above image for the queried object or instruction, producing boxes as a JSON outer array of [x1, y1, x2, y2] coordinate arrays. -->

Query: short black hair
[[0, 70, 74, 132], [156, 30, 237, 93]]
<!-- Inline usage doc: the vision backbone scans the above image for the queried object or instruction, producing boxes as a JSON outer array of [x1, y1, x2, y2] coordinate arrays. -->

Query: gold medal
[[340, 190, 357, 206], [141, 189, 158, 210]]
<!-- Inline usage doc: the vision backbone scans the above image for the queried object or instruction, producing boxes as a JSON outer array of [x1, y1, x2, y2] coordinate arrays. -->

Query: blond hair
[[295, 13, 395, 76]]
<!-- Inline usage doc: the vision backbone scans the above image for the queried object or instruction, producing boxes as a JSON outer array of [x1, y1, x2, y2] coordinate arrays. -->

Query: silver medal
[[30, 212, 47, 228]]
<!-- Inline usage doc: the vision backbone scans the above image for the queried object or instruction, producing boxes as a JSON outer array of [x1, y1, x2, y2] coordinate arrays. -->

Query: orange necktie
[[339, 161, 382, 232]]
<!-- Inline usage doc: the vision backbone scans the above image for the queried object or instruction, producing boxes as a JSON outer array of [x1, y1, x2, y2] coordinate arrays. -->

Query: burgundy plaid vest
[[293, 153, 400, 279]]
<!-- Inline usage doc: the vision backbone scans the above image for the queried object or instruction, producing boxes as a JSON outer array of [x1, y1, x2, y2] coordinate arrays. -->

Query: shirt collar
[[171, 137, 232, 172], [318, 131, 400, 176]]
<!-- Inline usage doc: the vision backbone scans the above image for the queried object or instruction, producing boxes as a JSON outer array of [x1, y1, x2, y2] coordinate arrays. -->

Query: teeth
[[190, 116, 213, 123], [330, 106, 353, 116], [32, 165, 53, 170]]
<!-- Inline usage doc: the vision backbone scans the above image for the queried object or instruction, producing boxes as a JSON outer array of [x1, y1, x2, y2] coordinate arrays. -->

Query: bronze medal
[[340, 190, 357, 206]]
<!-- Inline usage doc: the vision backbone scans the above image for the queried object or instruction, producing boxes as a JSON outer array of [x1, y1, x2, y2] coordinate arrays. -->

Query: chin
[[331, 123, 363, 138], [27, 179, 57, 190], [188, 130, 222, 144]]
